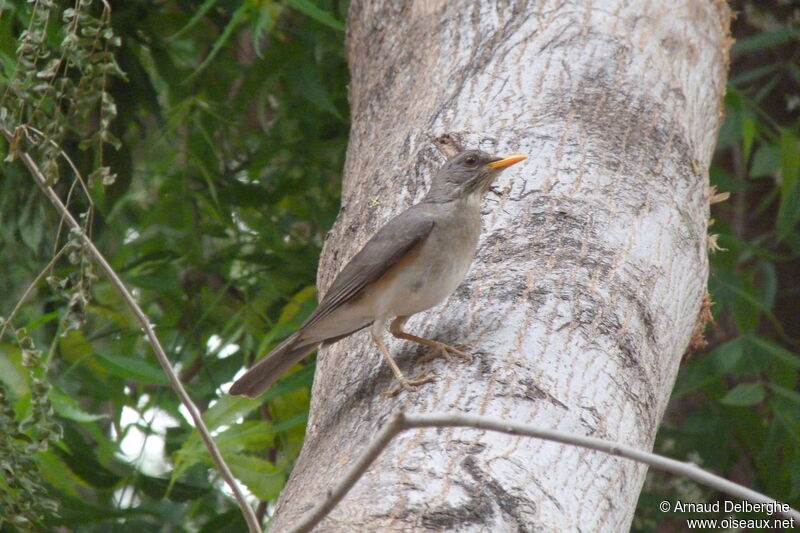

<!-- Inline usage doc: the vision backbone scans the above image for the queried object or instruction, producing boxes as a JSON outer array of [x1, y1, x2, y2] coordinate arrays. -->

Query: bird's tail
[[229, 334, 318, 398]]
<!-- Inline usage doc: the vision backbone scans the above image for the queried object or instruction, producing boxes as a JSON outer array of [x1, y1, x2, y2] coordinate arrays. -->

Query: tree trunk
[[270, 1, 730, 530]]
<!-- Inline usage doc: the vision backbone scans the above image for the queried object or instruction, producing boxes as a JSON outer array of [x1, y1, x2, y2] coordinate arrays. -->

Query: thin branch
[[3, 128, 261, 533], [288, 411, 800, 533], [21, 125, 94, 209], [0, 244, 68, 341], [19, 125, 95, 258], [287, 413, 405, 533]]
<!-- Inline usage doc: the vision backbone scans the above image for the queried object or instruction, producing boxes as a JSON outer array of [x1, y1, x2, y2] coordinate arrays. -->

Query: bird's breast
[[371, 202, 482, 317]]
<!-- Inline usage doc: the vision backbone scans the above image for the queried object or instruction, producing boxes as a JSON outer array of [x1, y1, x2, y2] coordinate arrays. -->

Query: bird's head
[[425, 149, 526, 202]]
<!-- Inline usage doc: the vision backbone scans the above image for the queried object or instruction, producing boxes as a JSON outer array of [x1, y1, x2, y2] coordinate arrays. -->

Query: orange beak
[[487, 154, 527, 169]]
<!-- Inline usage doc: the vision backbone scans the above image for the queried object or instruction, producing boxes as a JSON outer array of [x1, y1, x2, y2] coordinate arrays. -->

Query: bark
[[270, 1, 731, 531]]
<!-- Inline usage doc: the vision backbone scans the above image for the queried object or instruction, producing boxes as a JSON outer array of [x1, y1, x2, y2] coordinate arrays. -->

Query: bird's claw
[[382, 372, 436, 398], [419, 342, 473, 364]]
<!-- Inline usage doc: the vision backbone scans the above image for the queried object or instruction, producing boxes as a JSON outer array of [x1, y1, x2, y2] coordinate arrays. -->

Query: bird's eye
[[465, 156, 477, 165]]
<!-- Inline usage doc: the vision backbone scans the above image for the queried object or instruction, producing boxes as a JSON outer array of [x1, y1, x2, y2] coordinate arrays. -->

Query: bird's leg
[[371, 324, 435, 394], [389, 316, 472, 363]]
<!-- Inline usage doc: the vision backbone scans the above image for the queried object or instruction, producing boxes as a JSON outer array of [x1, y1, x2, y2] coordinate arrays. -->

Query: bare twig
[[287, 413, 405, 533], [13, 126, 95, 264], [3, 128, 261, 533], [0, 244, 69, 341], [21, 125, 94, 209], [288, 411, 800, 533]]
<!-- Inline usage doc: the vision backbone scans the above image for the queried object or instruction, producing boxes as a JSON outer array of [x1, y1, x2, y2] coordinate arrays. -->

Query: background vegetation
[[0, 0, 796, 531], [635, 2, 800, 530]]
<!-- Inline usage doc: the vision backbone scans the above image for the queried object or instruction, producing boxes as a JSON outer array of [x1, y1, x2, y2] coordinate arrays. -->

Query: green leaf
[[716, 90, 743, 149], [194, 411, 304, 459], [292, 66, 343, 118], [24, 311, 60, 331], [729, 63, 780, 87], [711, 275, 766, 333], [769, 397, 800, 448], [184, 4, 248, 83], [95, 353, 169, 385], [55, 444, 122, 489], [125, 274, 180, 292], [212, 420, 277, 452], [755, 261, 777, 310], [20, 217, 43, 251], [55, 493, 133, 524], [747, 336, 800, 369], [769, 384, 800, 406], [0, 343, 28, 395], [168, 0, 220, 39], [754, 73, 781, 103], [791, 62, 800, 86], [732, 27, 800, 54], [198, 511, 247, 533], [750, 144, 780, 177], [59, 330, 106, 376], [741, 111, 756, 162], [36, 449, 81, 497], [260, 361, 315, 401], [257, 285, 317, 352], [202, 394, 261, 430], [49, 388, 108, 422], [285, 0, 345, 32], [136, 474, 211, 502], [276, 285, 317, 327], [672, 357, 719, 398], [720, 383, 765, 406], [252, 4, 280, 57], [709, 336, 747, 374], [173, 407, 306, 481], [226, 454, 285, 500], [776, 128, 800, 241], [171, 395, 261, 479], [18, 194, 43, 252]]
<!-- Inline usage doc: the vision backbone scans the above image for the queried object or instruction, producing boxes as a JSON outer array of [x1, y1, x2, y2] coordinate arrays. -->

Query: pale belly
[[374, 233, 477, 317]]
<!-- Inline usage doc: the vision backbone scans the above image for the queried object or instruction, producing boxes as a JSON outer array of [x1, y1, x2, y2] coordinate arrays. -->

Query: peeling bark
[[270, 1, 731, 530]]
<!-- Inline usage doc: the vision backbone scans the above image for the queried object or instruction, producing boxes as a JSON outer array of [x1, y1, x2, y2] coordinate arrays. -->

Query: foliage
[[635, 1, 800, 529], [0, 0, 347, 530], [0, 333, 61, 530], [0, 0, 797, 530]]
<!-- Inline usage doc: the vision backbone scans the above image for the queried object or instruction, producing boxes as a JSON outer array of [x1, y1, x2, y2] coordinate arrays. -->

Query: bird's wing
[[302, 205, 436, 330], [231, 207, 435, 398]]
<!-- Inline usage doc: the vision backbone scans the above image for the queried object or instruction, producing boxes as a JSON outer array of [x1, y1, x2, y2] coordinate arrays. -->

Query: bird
[[229, 149, 526, 398]]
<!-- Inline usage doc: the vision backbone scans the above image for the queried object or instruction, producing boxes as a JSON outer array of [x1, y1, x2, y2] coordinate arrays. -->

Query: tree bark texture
[[271, 1, 730, 531]]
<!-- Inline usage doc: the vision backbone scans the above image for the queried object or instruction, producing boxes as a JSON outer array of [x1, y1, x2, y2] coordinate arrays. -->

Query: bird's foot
[[381, 372, 436, 398], [419, 341, 473, 364]]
